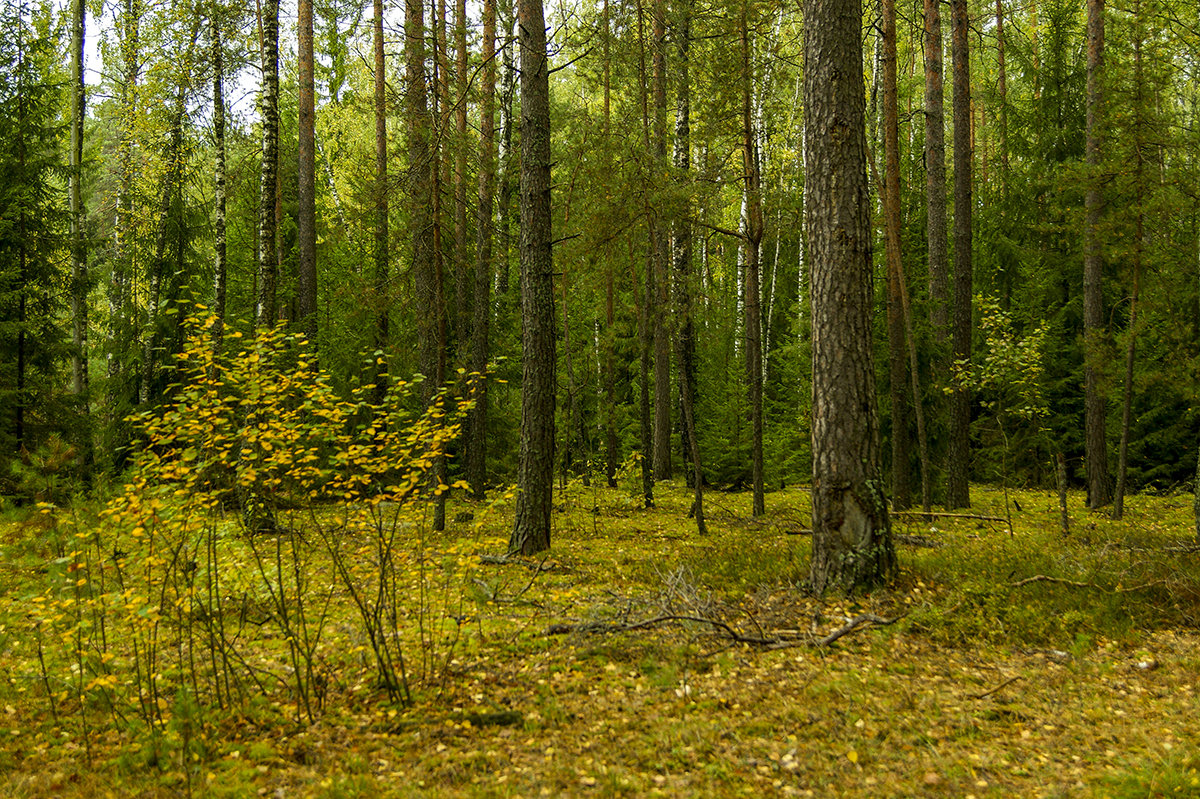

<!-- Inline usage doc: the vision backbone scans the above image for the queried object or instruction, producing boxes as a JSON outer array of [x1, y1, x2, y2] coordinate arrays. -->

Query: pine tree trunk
[[454, 0, 470, 353], [69, 0, 92, 472], [211, 0, 227, 351], [883, 0, 911, 512], [496, 0, 515, 298], [805, 0, 895, 593], [1083, 0, 1111, 508], [673, 0, 705, 534], [297, 0, 318, 346], [1113, 17, 1144, 521], [466, 0, 496, 500], [651, 0, 672, 482], [372, 0, 389, 397], [509, 0, 555, 555], [602, 0, 618, 489], [741, 0, 765, 517], [635, 0, 655, 509], [946, 0, 973, 509], [924, 0, 948, 341]]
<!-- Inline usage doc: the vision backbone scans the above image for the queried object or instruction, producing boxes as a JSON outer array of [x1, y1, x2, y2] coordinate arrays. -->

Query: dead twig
[[970, 675, 1022, 700], [1009, 575, 1092, 588], [893, 511, 1006, 522], [546, 611, 903, 652]]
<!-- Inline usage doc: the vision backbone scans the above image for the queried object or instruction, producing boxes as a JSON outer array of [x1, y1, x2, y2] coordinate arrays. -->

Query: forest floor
[[2, 481, 1200, 797]]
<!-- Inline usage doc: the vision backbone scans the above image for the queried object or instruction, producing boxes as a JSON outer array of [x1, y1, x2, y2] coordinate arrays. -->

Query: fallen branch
[[1009, 575, 1091, 588], [545, 612, 902, 651], [814, 613, 900, 647], [480, 554, 560, 572], [545, 614, 775, 646], [893, 511, 1006, 522], [970, 675, 1022, 700]]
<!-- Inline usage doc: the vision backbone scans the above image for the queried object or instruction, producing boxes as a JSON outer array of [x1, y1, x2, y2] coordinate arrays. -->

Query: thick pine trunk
[[946, 0, 972, 509], [509, 0, 555, 555], [804, 0, 895, 593]]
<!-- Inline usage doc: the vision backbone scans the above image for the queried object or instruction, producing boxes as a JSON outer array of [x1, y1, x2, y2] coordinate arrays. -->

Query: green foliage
[[0, 3, 71, 487]]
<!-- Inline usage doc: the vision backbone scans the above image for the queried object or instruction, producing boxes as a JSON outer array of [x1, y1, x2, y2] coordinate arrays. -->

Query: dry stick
[[547, 612, 901, 650], [1009, 575, 1091, 588], [970, 675, 1021, 700], [893, 511, 1006, 522]]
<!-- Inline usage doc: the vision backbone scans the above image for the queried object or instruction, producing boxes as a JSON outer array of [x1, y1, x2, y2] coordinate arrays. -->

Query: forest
[[2, 0, 1200, 793]]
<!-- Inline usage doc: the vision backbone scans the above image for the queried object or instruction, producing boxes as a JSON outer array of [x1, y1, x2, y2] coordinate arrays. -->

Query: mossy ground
[[1, 482, 1198, 797]]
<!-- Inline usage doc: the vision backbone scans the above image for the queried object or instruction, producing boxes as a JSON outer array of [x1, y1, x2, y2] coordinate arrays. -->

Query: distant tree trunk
[[509, 0, 555, 555], [924, 0, 948, 341], [297, 0, 317, 347], [602, 0, 618, 489], [883, 0, 911, 512], [805, 0, 895, 592], [454, 0, 470, 351], [635, 0, 654, 509], [372, 0, 389, 397], [465, 0, 496, 500], [143, 21, 200, 404], [211, 0, 227, 350], [651, 0, 672, 482], [946, 0, 972, 509], [1083, 0, 1111, 509], [429, 0, 449, 532], [741, 0, 765, 517], [257, 0, 280, 330], [673, 0, 706, 534], [110, 0, 139, 417], [70, 0, 89, 463], [1113, 18, 1143, 521], [407, 0, 443, 531], [496, 0, 516, 298]]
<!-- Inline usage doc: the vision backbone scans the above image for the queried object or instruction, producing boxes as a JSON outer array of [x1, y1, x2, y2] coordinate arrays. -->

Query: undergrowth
[[1, 337, 1199, 797]]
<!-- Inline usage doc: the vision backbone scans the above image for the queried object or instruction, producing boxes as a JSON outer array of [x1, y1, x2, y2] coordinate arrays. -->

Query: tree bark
[[1083, 0, 1111, 508], [925, 0, 948, 341], [509, 0, 556, 556], [883, 0, 911, 512], [70, 0, 88, 409], [602, 0, 618, 489], [297, 0, 317, 347], [1113, 15, 1143, 521], [651, 0, 672, 482], [466, 0, 496, 500], [741, 0, 764, 517], [673, 0, 706, 534], [454, 0, 470, 353], [256, 0, 280, 330], [804, 0, 896, 593], [211, 0, 227, 351], [373, 0, 389, 397], [946, 0, 972, 509]]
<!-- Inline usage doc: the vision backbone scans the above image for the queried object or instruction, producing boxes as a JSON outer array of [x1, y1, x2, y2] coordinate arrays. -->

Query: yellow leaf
[[847, 750, 859, 764]]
